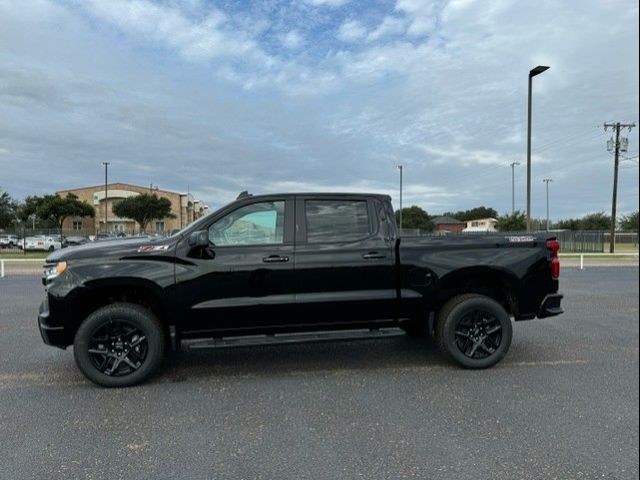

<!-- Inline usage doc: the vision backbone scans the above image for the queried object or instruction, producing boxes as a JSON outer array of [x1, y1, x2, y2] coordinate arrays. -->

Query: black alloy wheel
[[87, 320, 149, 377], [435, 294, 512, 369], [74, 303, 166, 387], [453, 309, 503, 360]]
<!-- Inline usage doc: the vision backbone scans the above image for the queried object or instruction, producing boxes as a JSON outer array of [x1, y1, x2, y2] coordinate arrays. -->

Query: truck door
[[293, 196, 396, 326], [174, 196, 296, 334]]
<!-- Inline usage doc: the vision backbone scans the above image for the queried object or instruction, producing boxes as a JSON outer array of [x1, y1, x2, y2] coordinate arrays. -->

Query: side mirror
[[188, 230, 209, 248]]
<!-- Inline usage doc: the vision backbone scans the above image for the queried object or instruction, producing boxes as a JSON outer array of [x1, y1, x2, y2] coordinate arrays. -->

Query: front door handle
[[362, 252, 386, 260], [262, 255, 289, 263]]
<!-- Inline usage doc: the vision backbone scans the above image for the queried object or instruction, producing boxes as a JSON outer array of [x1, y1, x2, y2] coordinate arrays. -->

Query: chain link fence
[[397, 229, 638, 253], [0, 226, 174, 255]]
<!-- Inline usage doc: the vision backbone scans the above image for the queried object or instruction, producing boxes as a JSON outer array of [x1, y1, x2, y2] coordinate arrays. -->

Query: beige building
[[463, 218, 498, 232], [56, 183, 209, 235]]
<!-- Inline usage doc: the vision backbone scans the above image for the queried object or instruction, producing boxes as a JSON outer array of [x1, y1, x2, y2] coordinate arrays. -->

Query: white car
[[0, 234, 19, 248], [24, 235, 62, 252]]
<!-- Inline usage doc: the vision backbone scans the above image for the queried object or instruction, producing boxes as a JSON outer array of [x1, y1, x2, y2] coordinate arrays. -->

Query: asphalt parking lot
[[0, 268, 638, 480]]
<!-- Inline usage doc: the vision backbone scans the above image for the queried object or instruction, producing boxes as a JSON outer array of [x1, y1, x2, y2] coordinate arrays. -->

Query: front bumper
[[37, 297, 67, 349], [538, 293, 564, 318]]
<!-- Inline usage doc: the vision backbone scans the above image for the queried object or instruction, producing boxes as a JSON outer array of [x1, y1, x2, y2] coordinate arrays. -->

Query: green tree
[[579, 212, 611, 231], [0, 188, 18, 229], [620, 211, 639, 232], [112, 193, 175, 233], [495, 211, 527, 232], [395, 206, 434, 231], [554, 218, 581, 230], [36, 193, 95, 234], [17, 195, 45, 223], [442, 206, 498, 222], [555, 212, 612, 231], [12, 195, 56, 230]]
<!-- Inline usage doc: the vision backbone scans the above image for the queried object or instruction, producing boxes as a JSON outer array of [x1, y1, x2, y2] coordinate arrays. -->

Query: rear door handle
[[262, 255, 289, 263], [362, 252, 386, 260]]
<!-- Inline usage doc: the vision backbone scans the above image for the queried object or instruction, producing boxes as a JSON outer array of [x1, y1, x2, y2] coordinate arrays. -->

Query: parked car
[[38, 192, 563, 387], [0, 234, 19, 248], [25, 235, 62, 252], [62, 236, 90, 248]]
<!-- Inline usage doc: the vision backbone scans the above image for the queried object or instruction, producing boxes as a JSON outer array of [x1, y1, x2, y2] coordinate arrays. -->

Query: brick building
[[56, 183, 208, 235], [432, 216, 466, 233]]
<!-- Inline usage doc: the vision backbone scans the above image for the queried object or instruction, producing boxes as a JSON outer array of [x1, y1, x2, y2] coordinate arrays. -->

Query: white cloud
[[420, 144, 550, 167], [280, 30, 304, 49], [337, 16, 406, 43], [79, 0, 263, 61], [307, 0, 351, 7], [337, 19, 367, 41], [265, 180, 455, 207], [395, 0, 439, 36], [368, 16, 406, 41]]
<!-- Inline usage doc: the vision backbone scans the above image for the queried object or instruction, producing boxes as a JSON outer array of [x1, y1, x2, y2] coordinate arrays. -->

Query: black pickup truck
[[38, 192, 563, 387]]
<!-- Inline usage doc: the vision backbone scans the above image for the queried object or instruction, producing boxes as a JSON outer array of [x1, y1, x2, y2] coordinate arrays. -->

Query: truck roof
[[237, 192, 392, 201]]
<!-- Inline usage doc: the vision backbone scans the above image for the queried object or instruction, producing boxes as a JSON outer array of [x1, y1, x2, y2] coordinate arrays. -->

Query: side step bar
[[185, 328, 404, 350]]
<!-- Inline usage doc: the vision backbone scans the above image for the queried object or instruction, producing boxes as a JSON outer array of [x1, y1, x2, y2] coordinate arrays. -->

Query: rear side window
[[305, 200, 371, 243]]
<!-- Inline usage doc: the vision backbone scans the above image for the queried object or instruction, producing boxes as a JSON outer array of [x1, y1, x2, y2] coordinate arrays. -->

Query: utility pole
[[396, 165, 403, 230], [510, 162, 520, 214], [543, 178, 553, 231], [101, 162, 110, 233], [604, 122, 635, 253], [526, 65, 550, 232]]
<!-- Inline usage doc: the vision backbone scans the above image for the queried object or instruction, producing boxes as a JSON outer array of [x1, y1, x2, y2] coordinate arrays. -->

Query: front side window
[[209, 201, 285, 246], [305, 200, 371, 243]]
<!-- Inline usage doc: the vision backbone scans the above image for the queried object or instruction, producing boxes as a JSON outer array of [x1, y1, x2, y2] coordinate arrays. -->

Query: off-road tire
[[73, 303, 166, 387], [434, 294, 512, 369]]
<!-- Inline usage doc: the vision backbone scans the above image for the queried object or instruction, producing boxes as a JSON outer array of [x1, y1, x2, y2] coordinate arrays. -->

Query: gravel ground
[[0, 268, 638, 479]]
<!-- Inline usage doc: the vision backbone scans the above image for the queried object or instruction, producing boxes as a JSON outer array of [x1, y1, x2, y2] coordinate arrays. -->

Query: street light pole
[[510, 161, 520, 214], [396, 165, 403, 230], [102, 162, 110, 233], [543, 178, 553, 231], [526, 65, 550, 232]]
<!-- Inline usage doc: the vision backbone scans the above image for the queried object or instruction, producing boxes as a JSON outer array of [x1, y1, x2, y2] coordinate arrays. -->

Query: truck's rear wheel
[[73, 303, 166, 387], [435, 294, 512, 369]]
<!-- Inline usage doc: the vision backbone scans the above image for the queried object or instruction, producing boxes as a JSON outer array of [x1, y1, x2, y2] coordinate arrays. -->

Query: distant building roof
[[466, 217, 498, 223], [433, 216, 465, 225]]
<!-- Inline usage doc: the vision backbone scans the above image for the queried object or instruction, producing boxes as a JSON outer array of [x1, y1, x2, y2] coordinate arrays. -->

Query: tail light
[[547, 239, 560, 279]]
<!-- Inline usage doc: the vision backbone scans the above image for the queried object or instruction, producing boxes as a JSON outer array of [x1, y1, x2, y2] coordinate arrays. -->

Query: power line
[[534, 127, 604, 154]]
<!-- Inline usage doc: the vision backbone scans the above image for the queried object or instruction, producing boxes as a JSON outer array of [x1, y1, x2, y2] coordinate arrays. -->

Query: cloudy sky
[[0, 0, 638, 220]]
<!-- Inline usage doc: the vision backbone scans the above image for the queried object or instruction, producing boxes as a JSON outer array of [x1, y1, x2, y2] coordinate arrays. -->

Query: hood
[[46, 236, 178, 263]]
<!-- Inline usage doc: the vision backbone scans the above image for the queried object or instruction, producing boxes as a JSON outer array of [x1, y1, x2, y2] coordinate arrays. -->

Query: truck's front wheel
[[73, 303, 166, 387], [435, 294, 512, 369]]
